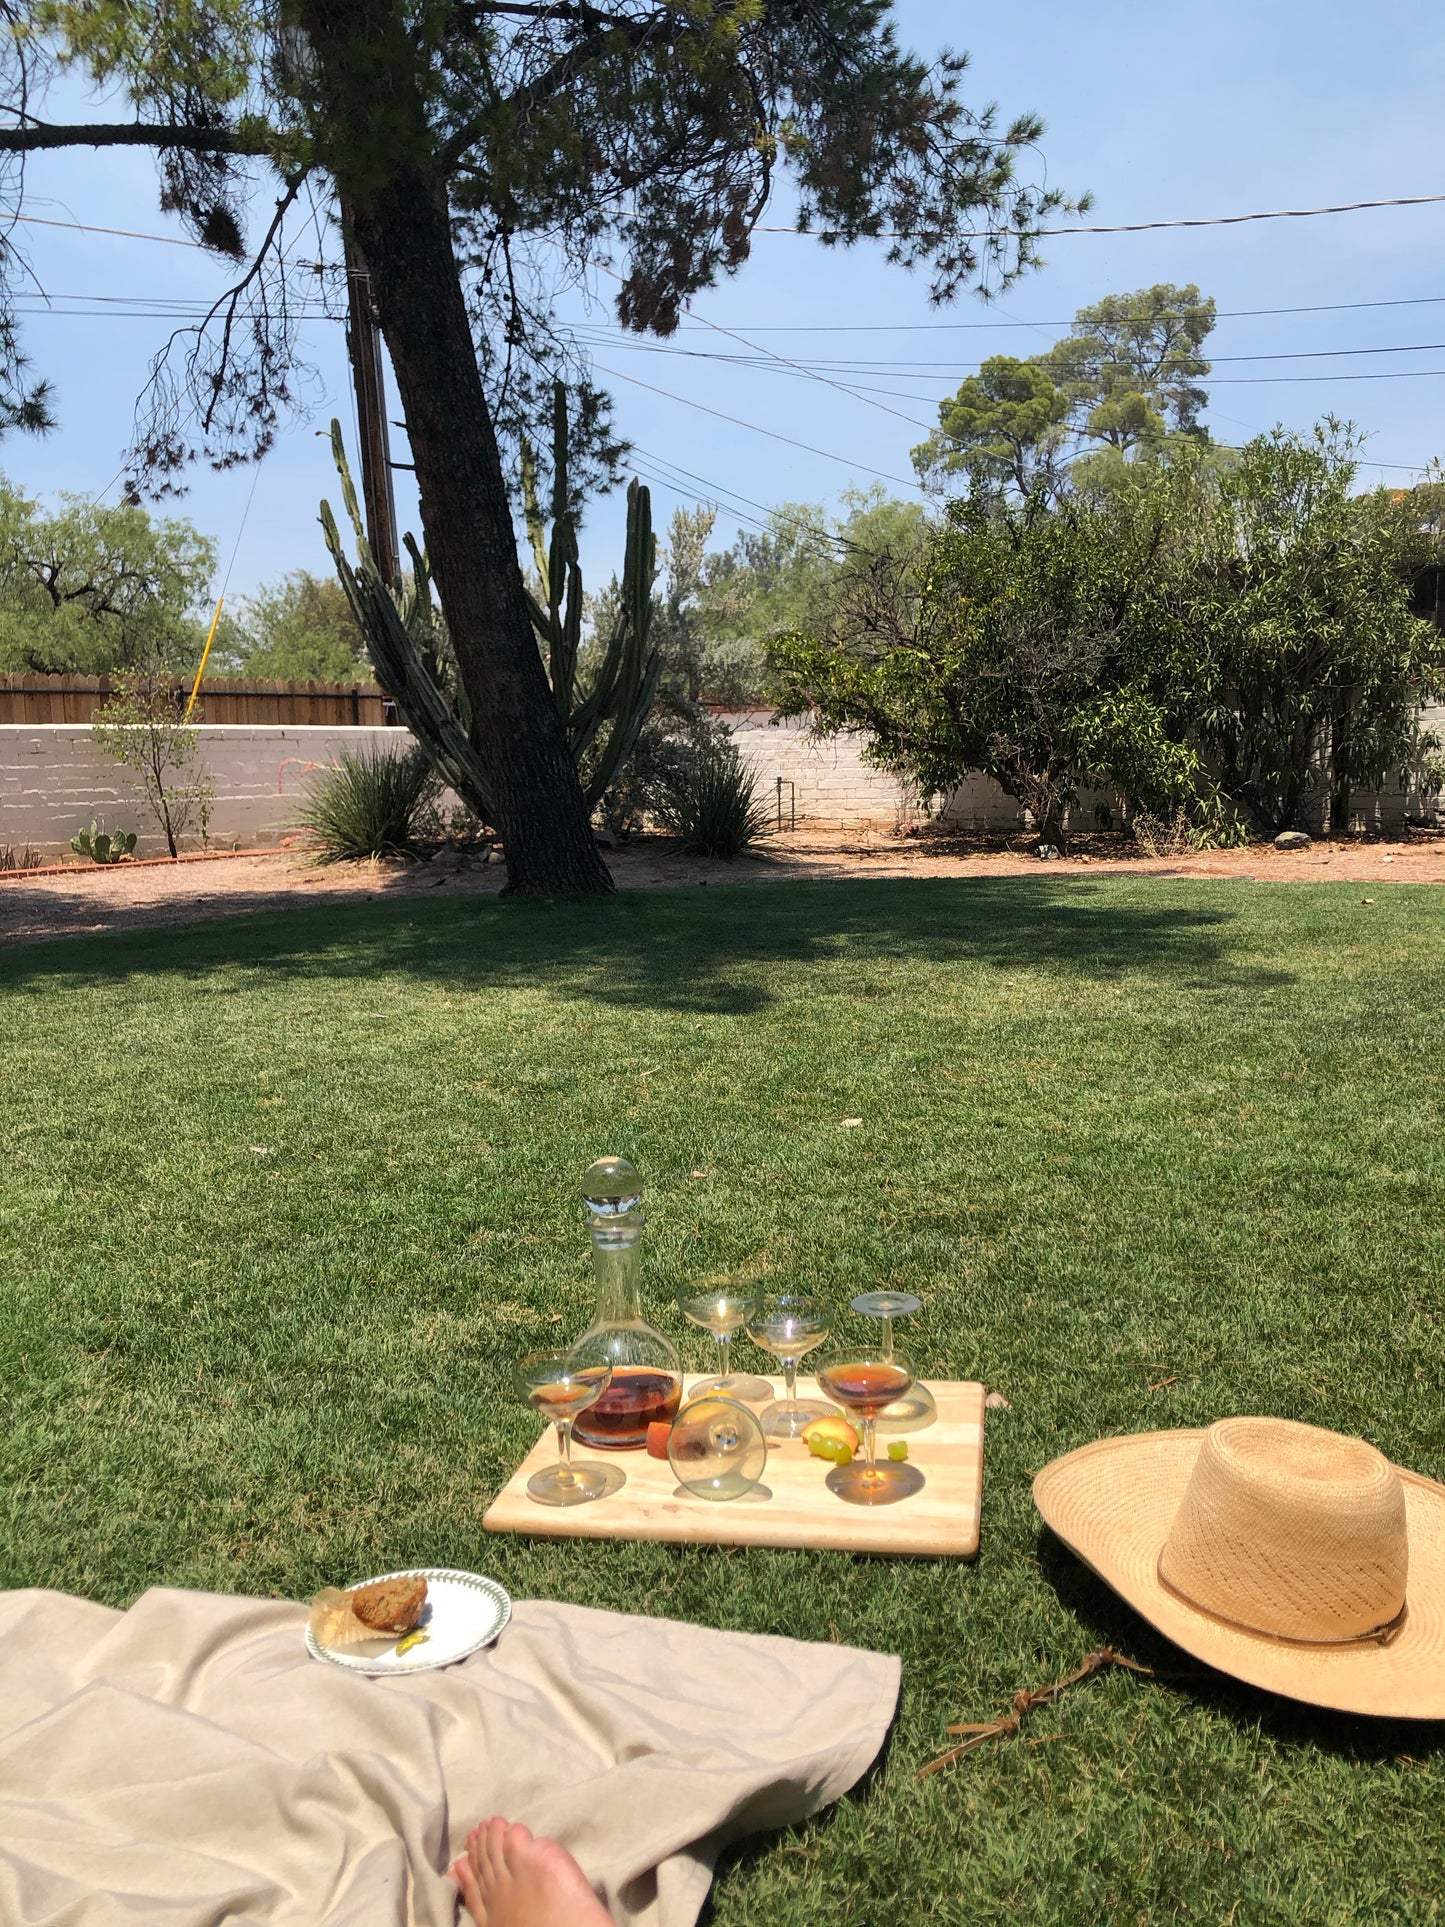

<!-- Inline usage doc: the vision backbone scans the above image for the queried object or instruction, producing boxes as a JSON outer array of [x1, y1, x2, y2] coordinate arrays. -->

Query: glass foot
[[874, 1382, 938, 1434], [760, 1395, 839, 1439], [691, 1371, 774, 1406], [825, 1460, 926, 1505], [526, 1461, 626, 1507]]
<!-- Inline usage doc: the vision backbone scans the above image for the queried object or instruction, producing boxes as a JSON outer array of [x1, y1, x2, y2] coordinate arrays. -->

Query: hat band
[[1155, 1553, 1408, 1649]]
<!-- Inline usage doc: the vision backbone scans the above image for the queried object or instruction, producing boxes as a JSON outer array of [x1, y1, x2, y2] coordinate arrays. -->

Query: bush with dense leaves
[[300, 743, 437, 861]]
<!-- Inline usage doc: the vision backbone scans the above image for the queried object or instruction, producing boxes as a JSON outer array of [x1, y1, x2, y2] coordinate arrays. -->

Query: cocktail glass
[[745, 1292, 837, 1439], [514, 1351, 625, 1506], [676, 1282, 773, 1404], [668, 1394, 769, 1501], [815, 1347, 927, 1505], [850, 1290, 938, 1433]]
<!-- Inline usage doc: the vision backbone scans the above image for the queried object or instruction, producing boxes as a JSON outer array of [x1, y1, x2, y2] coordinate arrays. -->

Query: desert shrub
[[300, 742, 438, 861], [1131, 807, 1193, 857], [594, 705, 733, 839], [1132, 799, 1251, 855], [657, 739, 771, 857], [90, 664, 213, 858]]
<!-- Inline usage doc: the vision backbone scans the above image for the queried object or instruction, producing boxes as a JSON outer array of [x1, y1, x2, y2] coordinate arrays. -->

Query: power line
[[589, 358, 925, 493], [1209, 367, 1445, 384], [572, 327, 1445, 373], [10, 210, 204, 248], [756, 191, 1445, 240], [667, 294, 1445, 334], [14, 188, 1445, 260], [629, 442, 852, 547]]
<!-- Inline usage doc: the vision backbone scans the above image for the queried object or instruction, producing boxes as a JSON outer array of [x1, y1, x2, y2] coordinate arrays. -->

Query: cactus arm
[[520, 436, 549, 585], [583, 649, 663, 807], [321, 500, 496, 821], [328, 421, 373, 565]]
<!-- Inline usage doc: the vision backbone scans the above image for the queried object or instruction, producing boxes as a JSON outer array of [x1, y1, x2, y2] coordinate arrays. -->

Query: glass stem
[[880, 1315, 894, 1362], [716, 1330, 732, 1382], [861, 1416, 878, 1479], [555, 1418, 577, 1486], [783, 1357, 799, 1407]]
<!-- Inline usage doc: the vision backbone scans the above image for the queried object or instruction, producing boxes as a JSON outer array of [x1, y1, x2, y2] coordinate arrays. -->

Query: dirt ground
[[3, 825, 1444, 949]]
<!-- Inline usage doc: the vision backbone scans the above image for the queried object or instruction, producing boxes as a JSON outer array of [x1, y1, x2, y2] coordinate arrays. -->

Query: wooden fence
[[0, 673, 397, 727]]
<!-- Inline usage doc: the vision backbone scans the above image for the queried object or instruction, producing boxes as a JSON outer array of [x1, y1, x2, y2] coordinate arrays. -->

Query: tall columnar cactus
[[321, 382, 661, 827]]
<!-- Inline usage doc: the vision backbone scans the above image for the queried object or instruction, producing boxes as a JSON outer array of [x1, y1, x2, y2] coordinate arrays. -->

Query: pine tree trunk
[[299, 2, 613, 897]]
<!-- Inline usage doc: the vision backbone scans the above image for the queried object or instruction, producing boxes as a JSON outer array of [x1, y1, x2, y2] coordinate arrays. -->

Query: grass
[[2, 875, 1444, 1923]]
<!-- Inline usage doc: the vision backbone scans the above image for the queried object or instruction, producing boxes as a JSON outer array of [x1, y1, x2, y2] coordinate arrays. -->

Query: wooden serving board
[[484, 1376, 984, 1559]]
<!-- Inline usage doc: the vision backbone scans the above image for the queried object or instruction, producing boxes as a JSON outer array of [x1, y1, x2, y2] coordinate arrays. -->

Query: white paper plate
[[305, 1567, 512, 1677]]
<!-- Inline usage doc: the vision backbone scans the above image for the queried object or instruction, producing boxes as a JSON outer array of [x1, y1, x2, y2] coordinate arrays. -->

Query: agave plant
[[320, 382, 661, 826]]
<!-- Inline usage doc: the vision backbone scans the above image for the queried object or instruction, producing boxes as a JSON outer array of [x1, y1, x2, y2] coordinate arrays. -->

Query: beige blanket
[[0, 1588, 899, 1927]]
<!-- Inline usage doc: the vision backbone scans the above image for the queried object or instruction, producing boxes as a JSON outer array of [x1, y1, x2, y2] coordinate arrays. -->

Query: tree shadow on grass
[[1036, 1527, 1445, 1765], [0, 875, 1295, 1016]]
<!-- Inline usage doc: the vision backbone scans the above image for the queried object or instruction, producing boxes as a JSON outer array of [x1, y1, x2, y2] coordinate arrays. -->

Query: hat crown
[[1157, 1417, 1408, 1643]]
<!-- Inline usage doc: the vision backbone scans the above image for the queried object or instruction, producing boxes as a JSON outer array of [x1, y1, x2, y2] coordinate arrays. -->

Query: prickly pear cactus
[[71, 821, 137, 864]]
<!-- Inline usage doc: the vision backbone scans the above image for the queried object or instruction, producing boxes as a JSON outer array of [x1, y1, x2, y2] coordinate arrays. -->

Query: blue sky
[[7, 0, 1444, 607]]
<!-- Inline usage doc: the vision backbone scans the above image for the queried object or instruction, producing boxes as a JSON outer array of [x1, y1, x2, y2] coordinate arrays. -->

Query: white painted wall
[[3, 703, 1442, 856], [0, 724, 400, 857]]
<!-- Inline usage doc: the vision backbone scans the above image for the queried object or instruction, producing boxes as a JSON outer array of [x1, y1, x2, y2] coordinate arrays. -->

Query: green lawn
[[3, 876, 1444, 1923]]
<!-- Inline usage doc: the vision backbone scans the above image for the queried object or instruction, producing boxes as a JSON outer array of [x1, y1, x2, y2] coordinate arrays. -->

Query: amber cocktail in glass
[[514, 1352, 624, 1506], [815, 1349, 927, 1505]]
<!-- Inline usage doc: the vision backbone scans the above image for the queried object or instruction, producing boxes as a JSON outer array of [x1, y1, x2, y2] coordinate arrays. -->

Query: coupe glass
[[676, 1281, 772, 1404], [850, 1290, 938, 1433], [745, 1292, 837, 1439], [815, 1347, 927, 1505], [667, 1394, 769, 1501], [514, 1351, 624, 1507]]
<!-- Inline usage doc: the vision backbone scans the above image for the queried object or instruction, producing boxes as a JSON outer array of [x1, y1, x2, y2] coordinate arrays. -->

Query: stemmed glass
[[676, 1281, 772, 1404], [745, 1292, 837, 1439], [514, 1351, 624, 1507], [668, 1394, 769, 1501], [815, 1346, 927, 1505], [850, 1291, 938, 1433]]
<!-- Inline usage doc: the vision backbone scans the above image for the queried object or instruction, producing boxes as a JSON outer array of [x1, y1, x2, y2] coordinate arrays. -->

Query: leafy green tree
[[0, 480, 215, 674], [914, 284, 1216, 494], [0, 1, 1069, 894], [770, 483, 1199, 849], [699, 488, 930, 696], [1046, 283, 1215, 450], [910, 356, 1071, 496], [1179, 424, 1445, 834], [232, 571, 368, 681]]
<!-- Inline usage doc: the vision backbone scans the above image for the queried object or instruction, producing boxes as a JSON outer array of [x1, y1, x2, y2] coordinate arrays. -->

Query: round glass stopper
[[582, 1155, 643, 1217]]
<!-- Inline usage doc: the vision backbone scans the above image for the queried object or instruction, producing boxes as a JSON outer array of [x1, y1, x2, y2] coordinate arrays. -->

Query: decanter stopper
[[581, 1155, 643, 1226]]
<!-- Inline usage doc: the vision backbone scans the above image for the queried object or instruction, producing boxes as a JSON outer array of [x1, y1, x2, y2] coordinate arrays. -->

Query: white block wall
[[0, 724, 402, 856], [3, 702, 1442, 856]]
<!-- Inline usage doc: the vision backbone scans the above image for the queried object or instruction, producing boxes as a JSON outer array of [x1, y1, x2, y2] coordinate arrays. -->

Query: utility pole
[[342, 219, 400, 584]]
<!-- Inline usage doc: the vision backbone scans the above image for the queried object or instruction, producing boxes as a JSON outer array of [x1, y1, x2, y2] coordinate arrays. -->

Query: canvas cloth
[[0, 1587, 899, 1927]]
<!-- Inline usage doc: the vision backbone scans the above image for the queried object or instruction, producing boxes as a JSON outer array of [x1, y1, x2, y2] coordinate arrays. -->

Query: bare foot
[[451, 1816, 611, 1927]]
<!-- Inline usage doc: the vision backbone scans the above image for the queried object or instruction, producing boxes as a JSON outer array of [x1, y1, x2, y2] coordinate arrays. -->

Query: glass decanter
[[569, 1156, 683, 1450]]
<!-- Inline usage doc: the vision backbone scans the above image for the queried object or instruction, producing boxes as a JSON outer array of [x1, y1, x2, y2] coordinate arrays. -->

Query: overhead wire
[[588, 358, 926, 492], [754, 191, 1445, 239], [15, 190, 1445, 256]]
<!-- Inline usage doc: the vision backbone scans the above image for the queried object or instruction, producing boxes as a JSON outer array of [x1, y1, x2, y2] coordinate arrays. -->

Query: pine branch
[[0, 120, 273, 156]]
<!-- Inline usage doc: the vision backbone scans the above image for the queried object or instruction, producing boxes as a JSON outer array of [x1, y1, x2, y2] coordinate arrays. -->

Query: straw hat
[[1033, 1418, 1445, 1718]]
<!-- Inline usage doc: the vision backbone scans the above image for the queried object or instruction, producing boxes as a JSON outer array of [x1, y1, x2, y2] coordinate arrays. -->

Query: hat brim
[[1034, 1430, 1445, 1720]]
